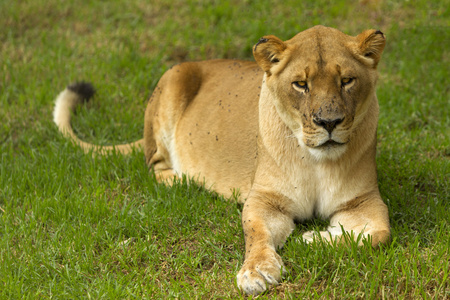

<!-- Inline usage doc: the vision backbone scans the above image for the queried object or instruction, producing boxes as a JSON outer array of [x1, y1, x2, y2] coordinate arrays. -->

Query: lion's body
[[143, 60, 262, 199], [54, 25, 390, 295]]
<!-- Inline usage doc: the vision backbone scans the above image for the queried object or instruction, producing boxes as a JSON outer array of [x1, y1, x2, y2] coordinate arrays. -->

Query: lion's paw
[[302, 225, 346, 243], [301, 230, 316, 243], [236, 250, 285, 295]]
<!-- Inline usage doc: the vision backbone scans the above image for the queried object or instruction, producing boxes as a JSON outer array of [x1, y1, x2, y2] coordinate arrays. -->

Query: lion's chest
[[280, 161, 355, 221]]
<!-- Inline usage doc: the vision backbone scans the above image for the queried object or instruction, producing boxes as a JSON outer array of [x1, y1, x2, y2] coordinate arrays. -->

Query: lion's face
[[253, 26, 385, 160]]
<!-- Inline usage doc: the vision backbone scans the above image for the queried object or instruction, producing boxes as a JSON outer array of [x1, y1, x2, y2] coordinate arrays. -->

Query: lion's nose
[[313, 117, 344, 134]]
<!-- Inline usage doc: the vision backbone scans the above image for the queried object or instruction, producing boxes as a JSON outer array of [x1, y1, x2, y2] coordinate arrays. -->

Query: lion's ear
[[253, 35, 287, 73], [355, 29, 386, 67]]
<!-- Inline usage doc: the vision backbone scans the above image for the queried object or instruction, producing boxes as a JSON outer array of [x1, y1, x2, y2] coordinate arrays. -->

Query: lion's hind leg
[[302, 194, 390, 247], [143, 101, 179, 185], [153, 167, 180, 185], [143, 63, 203, 186], [145, 146, 180, 185]]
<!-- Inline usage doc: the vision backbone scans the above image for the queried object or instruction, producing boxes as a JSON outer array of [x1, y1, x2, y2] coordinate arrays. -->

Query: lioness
[[54, 25, 390, 295]]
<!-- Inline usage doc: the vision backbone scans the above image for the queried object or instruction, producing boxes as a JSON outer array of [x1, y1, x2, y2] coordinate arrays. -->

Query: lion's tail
[[53, 82, 144, 155]]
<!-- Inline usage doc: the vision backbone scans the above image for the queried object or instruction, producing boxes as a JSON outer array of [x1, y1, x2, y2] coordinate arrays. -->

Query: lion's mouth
[[316, 139, 345, 148]]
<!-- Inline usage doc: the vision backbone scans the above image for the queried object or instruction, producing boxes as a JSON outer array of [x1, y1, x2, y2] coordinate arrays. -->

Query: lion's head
[[253, 26, 385, 161]]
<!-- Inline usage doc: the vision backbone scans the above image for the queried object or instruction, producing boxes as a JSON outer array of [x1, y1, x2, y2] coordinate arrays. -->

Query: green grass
[[1, 0, 449, 298]]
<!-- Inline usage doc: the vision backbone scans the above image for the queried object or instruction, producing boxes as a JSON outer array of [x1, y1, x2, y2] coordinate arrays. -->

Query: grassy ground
[[1, 0, 449, 298]]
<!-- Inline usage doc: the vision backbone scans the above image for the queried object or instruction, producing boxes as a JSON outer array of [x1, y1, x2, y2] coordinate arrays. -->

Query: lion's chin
[[307, 140, 348, 161]]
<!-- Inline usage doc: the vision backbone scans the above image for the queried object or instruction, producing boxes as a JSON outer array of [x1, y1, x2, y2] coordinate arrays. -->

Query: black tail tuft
[[67, 82, 96, 102]]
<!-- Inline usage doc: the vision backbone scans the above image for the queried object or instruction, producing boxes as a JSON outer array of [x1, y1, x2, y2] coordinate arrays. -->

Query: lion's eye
[[293, 81, 308, 91], [341, 78, 354, 86]]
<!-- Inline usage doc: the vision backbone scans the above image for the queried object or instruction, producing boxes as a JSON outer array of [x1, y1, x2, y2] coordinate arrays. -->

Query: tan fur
[[53, 25, 390, 295]]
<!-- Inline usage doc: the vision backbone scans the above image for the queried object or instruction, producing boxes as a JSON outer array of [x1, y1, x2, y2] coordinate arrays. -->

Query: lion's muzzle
[[312, 116, 344, 135]]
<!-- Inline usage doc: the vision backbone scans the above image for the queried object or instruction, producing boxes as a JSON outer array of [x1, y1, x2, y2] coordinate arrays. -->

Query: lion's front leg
[[237, 191, 295, 295], [302, 194, 390, 247]]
